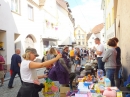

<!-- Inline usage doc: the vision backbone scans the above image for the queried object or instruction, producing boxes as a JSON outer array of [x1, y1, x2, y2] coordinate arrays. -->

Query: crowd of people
[[0, 37, 122, 97]]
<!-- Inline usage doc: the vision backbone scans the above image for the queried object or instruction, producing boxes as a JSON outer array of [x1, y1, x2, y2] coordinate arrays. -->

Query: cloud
[[71, 0, 103, 33]]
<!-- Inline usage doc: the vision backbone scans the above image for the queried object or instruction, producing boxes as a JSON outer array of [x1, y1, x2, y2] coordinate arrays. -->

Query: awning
[[42, 38, 58, 41], [49, 41, 56, 46]]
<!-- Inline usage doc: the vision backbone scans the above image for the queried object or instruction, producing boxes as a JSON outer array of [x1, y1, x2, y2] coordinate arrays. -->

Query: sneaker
[[0, 84, 3, 87], [8, 86, 14, 89]]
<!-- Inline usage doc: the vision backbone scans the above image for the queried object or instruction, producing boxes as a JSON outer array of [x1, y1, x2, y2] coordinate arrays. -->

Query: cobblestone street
[[0, 58, 87, 97]]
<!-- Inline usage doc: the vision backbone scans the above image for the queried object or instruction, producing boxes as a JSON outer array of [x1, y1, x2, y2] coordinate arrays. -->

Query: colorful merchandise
[[97, 69, 104, 83], [103, 88, 116, 97], [104, 78, 111, 87], [117, 91, 123, 97], [42, 78, 58, 97], [79, 75, 93, 82]]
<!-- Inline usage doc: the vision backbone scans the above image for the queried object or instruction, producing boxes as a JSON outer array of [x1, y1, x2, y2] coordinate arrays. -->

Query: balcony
[[68, 8, 72, 13], [39, 0, 45, 6], [65, 1, 69, 7]]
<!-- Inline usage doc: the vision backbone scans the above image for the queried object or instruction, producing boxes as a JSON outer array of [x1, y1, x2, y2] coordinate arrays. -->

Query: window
[[111, 7, 114, 24], [82, 35, 84, 39], [78, 30, 80, 33], [11, 0, 20, 14], [106, 17, 108, 30], [82, 42, 84, 45], [79, 35, 80, 39], [28, 5, 33, 20], [25, 35, 34, 48], [78, 42, 80, 45], [109, 13, 111, 27]]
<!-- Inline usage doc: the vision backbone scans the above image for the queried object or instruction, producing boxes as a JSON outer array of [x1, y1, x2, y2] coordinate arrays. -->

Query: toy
[[103, 88, 116, 97], [42, 78, 58, 97], [79, 75, 93, 82]]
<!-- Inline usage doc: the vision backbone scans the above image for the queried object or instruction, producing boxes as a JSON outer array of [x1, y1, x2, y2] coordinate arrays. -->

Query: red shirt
[[0, 56, 5, 70]]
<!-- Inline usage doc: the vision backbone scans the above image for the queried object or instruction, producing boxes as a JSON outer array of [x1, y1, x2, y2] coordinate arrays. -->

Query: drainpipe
[[115, 19, 116, 37]]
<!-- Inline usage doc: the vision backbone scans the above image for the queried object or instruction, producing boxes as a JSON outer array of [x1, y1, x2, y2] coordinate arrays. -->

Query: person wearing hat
[[17, 48, 62, 97], [62, 46, 76, 90]]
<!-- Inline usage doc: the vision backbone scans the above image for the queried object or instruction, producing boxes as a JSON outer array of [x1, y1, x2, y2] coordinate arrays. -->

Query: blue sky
[[66, 0, 103, 33]]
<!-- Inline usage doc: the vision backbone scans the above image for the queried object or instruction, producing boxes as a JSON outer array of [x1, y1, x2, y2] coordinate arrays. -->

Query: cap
[[25, 48, 39, 57], [63, 45, 69, 50]]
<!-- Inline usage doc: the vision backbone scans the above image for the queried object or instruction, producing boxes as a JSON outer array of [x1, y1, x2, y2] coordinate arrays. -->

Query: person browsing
[[17, 48, 62, 97]]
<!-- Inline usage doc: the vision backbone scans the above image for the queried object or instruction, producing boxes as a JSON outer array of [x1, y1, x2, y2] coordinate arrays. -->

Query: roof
[[87, 33, 92, 40], [74, 25, 86, 32], [91, 23, 104, 34]]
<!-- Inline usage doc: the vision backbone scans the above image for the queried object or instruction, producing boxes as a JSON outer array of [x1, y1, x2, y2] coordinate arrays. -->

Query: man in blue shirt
[[8, 48, 22, 89]]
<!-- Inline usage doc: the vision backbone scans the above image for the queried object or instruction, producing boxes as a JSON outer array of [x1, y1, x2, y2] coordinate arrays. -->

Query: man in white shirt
[[94, 38, 105, 75]]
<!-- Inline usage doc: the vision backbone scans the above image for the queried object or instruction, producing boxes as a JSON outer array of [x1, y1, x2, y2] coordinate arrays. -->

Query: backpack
[[126, 75, 130, 88], [48, 60, 69, 84]]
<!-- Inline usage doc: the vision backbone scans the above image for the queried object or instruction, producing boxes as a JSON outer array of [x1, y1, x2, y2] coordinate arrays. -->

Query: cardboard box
[[60, 87, 70, 93], [60, 93, 66, 97]]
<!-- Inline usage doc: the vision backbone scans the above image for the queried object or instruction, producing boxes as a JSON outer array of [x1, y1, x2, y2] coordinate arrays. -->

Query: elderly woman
[[102, 39, 117, 86], [17, 48, 62, 97]]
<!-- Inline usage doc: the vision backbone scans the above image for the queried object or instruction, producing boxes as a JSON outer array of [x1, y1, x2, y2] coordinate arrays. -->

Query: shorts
[[0, 71, 5, 78], [75, 60, 80, 65]]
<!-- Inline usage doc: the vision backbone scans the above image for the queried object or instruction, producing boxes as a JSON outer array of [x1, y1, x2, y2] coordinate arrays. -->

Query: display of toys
[[79, 75, 93, 82], [42, 78, 58, 97], [103, 88, 117, 97]]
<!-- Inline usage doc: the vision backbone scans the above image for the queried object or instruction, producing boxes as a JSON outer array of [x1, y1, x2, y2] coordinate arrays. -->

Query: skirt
[[17, 82, 44, 97]]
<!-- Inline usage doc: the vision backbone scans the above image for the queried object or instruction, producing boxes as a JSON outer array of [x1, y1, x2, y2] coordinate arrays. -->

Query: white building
[[88, 33, 100, 48], [0, 0, 74, 70], [0, 0, 45, 70], [74, 25, 87, 48], [87, 23, 105, 48], [42, 0, 75, 49]]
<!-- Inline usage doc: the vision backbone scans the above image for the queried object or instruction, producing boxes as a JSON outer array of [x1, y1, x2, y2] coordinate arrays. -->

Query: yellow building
[[102, 0, 130, 78], [74, 26, 87, 47], [116, 0, 130, 78], [101, 0, 117, 41]]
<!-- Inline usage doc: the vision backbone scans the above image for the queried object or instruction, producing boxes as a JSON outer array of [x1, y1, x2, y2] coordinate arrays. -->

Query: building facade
[[116, 0, 130, 78], [0, 0, 74, 70], [87, 23, 105, 48], [0, 0, 45, 70], [101, 0, 130, 78], [101, 0, 117, 42], [74, 26, 87, 48], [42, 0, 75, 48]]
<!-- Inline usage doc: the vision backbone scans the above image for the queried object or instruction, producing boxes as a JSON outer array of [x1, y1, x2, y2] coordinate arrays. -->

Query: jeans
[[97, 57, 105, 75], [8, 71, 22, 87], [106, 69, 116, 86], [69, 73, 76, 90], [70, 56, 75, 64], [115, 66, 121, 88]]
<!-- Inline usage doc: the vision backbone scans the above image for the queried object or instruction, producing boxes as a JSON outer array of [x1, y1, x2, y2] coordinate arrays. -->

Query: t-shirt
[[0, 56, 5, 71], [96, 44, 105, 57], [20, 60, 38, 83], [11, 54, 21, 72], [69, 50, 74, 57], [115, 47, 121, 66]]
